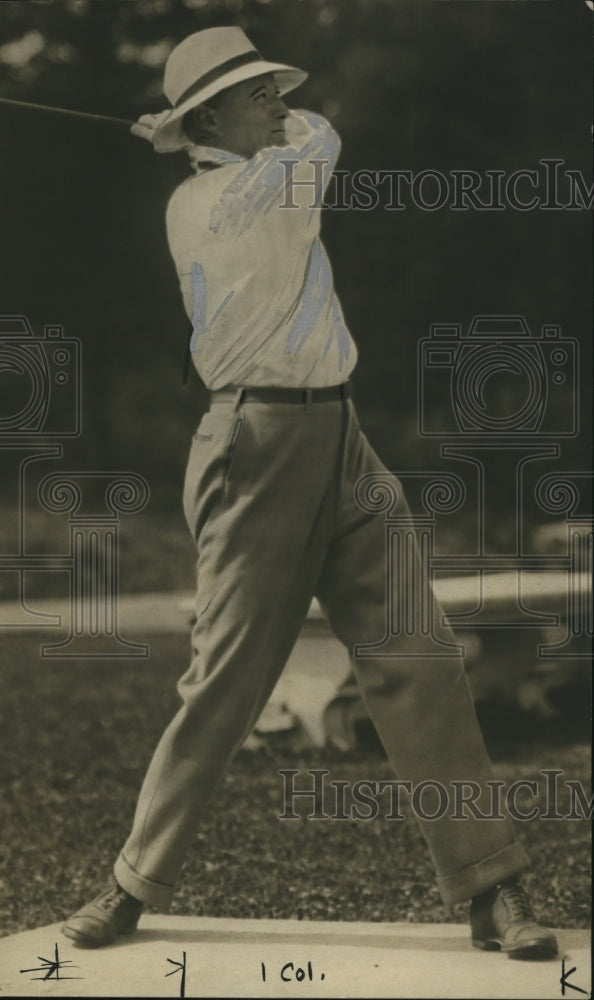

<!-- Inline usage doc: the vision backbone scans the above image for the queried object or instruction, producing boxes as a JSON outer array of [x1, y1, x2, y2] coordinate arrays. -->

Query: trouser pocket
[[183, 406, 242, 535], [223, 416, 244, 488]]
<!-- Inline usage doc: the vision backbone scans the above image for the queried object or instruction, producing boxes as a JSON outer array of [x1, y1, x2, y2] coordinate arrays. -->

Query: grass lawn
[[0, 632, 590, 937]]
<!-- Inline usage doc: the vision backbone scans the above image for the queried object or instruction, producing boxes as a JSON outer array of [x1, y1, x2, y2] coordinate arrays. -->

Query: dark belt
[[212, 381, 352, 405]]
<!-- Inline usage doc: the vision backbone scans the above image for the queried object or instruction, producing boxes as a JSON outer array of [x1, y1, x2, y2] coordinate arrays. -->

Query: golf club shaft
[[0, 96, 133, 127]]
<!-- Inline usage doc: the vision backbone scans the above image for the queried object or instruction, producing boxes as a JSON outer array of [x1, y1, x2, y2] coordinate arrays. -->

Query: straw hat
[[153, 26, 307, 152]]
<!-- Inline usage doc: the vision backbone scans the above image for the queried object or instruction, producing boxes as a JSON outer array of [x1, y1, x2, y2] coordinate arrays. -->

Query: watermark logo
[[0, 314, 150, 658], [279, 159, 593, 213], [353, 315, 591, 661], [0, 315, 81, 437], [37, 472, 150, 658], [277, 769, 593, 823], [418, 316, 578, 438]]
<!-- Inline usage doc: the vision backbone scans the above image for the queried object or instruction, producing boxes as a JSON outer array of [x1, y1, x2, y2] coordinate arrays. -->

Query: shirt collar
[[188, 144, 245, 173]]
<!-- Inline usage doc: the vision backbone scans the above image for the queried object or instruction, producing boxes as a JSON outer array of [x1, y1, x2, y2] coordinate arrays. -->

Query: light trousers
[[114, 393, 528, 907]]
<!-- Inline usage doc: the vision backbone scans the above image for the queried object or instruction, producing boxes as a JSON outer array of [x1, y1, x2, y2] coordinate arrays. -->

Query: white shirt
[[165, 110, 358, 389]]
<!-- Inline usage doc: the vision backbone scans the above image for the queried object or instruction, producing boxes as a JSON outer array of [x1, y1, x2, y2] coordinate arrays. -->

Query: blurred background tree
[[0, 0, 591, 555]]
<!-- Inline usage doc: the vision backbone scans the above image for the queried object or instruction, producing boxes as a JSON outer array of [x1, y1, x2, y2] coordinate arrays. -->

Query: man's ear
[[183, 102, 222, 145], [194, 103, 219, 138]]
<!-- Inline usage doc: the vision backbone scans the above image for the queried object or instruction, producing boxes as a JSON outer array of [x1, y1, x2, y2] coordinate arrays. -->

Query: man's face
[[209, 73, 289, 157]]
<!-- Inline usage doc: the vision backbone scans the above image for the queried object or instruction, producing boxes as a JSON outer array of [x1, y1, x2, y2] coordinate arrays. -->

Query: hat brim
[[153, 61, 308, 152]]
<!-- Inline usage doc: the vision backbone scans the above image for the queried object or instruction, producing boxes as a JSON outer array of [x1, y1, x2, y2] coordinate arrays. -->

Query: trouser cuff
[[437, 841, 530, 904], [114, 851, 174, 909]]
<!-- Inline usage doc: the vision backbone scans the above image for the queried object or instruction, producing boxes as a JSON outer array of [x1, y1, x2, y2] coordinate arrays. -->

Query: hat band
[[174, 49, 264, 108]]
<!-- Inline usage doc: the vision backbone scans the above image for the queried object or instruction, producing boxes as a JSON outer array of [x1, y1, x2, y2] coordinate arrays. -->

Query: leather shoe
[[470, 878, 558, 960], [62, 877, 143, 948]]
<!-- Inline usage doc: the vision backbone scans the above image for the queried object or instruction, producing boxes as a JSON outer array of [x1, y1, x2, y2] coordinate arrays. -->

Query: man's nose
[[271, 95, 288, 117]]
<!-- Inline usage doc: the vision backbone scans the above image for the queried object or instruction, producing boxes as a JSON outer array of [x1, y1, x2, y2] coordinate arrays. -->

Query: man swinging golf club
[[62, 26, 557, 960]]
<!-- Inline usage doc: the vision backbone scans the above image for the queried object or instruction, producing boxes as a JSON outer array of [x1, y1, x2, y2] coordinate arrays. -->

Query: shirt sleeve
[[203, 110, 341, 239]]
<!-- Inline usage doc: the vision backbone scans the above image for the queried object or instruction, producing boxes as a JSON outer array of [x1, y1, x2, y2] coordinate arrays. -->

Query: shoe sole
[[61, 922, 139, 949], [472, 938, 558, 961]]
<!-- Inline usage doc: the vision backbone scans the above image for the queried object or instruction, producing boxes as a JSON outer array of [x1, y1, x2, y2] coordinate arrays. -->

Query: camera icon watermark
[[0, 315, 81, 438], [418, 315, 578, 438], [353, 314, 590, 669], [0, 314, 149, 658]]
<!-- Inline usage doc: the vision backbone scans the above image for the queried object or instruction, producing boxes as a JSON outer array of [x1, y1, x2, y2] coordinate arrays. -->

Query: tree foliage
[[0, 1, 591, 529]]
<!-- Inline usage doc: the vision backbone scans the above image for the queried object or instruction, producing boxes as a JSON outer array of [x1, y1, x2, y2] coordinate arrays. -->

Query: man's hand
[[130, 111, 189, 151]]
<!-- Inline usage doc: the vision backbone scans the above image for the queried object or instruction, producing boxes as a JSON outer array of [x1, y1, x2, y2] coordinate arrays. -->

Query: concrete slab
[[0, 916, 589, 999]]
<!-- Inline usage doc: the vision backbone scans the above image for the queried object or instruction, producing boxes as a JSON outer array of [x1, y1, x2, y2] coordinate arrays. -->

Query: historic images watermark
[[418, 316, 578, 437], [0, 314, 150, 658], [0, 315, 81, 437], [278, 769, 593, 823], [279, 158, 593, 212], [348, 314, 591, 659]]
